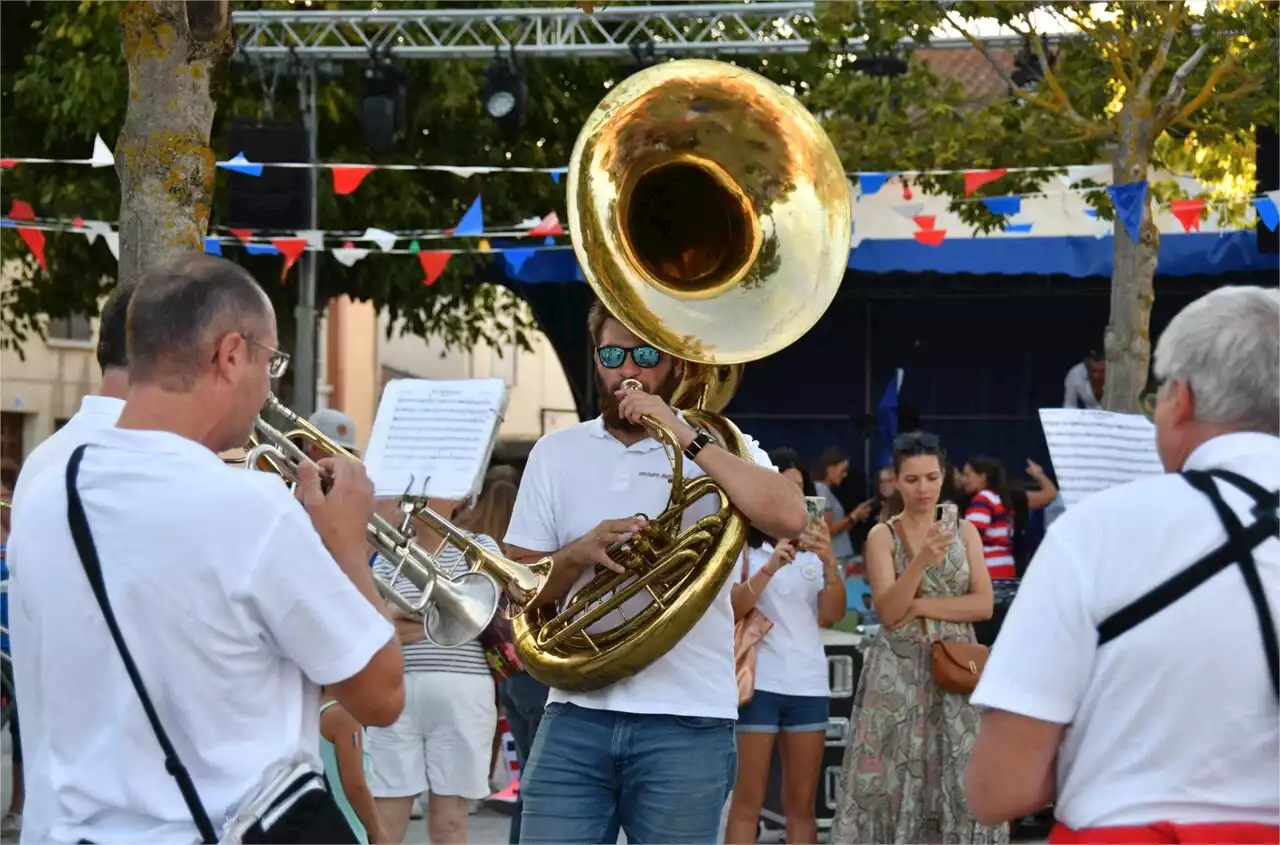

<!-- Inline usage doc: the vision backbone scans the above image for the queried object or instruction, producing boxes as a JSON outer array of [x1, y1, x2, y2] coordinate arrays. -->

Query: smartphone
[[804, 496, 827, 533], [934, 502, 958, 533]]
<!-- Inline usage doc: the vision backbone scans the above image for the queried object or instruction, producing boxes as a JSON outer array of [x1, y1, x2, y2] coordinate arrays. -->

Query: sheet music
[[1038, 407, 1165, 508], [363, 378, 509, 501]]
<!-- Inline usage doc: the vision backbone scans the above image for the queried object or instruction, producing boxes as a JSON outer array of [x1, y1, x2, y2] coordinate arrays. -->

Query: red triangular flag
[[1169, 198, 1205, 233], [0, 160, 16, 169], [9, 200, 46, 272], [272, 238, 308, 280], [527, 211, 564, 238], [914, 229, 947, 247], [902, 183, 913, 200], [419, 251, 452, 286], [72, 216, 85, 229], [331, 165, 375, 196], [913, 215, 936, 231], [964, 168, 1007, 196], [229, 228, 254, 244]]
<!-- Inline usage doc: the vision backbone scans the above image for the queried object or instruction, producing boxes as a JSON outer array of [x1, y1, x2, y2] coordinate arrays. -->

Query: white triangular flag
[[893, 203, 925, 221], [361, 227, 397, 253], [435, 166, 496, 178], [90, 134, 114, 168], [104, 231, 120, 259], [1266, 190, 1280, 209], [332, 247, 370, 267], [83, 220, 113, 245], [297, 229, 324, 250], [517, 216, 542, 229]]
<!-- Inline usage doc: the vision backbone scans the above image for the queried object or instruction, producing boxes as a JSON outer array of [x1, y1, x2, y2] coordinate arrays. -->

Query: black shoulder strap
[[1096, 468, 1279, 702], [65, 444, 219, 844]]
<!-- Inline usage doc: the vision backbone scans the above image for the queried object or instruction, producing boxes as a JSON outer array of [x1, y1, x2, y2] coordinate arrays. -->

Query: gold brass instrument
[[264, 397, 553, 612], [512, 58, 850, 692], [243, 394, 502, 648]]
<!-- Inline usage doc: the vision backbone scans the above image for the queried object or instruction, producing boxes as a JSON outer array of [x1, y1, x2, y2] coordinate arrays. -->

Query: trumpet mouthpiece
[[621, 378, 643, 391]]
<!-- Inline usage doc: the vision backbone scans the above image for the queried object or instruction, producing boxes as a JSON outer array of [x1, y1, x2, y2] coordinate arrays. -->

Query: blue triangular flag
[[204, 237, 223, 256], [1106, 181, 1148, 243], [244, 242, 280, 256], [858, 172, 888, 196], [550, 168, 567, 184], [217, 153, 264, 177], [504, 248, 536, 275], [1084, 208, 1099, 218], [1254, 197, 1279, 232], [453, 196, 484, 236], [1005, 223, 1033, 233], [982, 196, 1021, 216], [543, 235, 556, 246]]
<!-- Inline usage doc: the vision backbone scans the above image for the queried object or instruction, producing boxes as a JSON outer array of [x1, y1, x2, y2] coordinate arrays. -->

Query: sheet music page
[[363, 378, 509, 501], [1038, 408, 1166, 508]]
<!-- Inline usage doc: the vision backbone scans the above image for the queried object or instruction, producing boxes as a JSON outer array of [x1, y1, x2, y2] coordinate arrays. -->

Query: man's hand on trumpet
[[614, 384, 696, 448], [297, 455, 375, 566]]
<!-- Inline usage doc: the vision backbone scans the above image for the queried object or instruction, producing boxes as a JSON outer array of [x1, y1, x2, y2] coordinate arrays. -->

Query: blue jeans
[[499, 673, 550, 844], [518, 703, 737, 844]]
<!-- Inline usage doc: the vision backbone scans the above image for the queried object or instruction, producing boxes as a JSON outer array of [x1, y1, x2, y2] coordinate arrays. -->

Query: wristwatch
[[683, 429, 713, 461]]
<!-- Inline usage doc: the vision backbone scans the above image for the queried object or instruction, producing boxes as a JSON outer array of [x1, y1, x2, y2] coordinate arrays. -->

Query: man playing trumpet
[[504, 301, 806, 845]]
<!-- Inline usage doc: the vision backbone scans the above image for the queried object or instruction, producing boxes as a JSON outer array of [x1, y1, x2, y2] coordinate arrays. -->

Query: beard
[[597, 366, 682, 433]]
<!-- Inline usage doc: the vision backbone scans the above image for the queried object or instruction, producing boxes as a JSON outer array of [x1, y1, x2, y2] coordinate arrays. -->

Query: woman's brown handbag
[[922, 618, 987, 694], [733, 552, 773, 706]]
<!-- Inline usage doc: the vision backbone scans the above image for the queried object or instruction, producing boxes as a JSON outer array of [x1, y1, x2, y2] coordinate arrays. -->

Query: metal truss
[[231, 2, 822, 61]]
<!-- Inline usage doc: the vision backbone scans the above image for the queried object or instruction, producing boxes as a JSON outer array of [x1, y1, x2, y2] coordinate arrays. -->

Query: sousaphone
[[512, 59, 851, 692]]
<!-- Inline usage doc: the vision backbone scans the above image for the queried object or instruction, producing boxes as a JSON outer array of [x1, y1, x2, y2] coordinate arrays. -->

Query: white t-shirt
[[971, 431, 1280, 830], [7, 425, 394, 844], [10, 394, 124, 508], [1063, 362, 1102, 410], [505, 415, 775, 719], [742, 544, 830, 698]]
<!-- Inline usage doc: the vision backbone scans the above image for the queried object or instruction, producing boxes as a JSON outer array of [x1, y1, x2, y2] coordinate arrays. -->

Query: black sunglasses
[[893, 431, 941, 452], [597, 344, 662, 370]]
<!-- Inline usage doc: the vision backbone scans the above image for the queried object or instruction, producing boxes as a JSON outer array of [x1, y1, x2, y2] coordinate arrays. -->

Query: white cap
[[308, 408, 358, 450]]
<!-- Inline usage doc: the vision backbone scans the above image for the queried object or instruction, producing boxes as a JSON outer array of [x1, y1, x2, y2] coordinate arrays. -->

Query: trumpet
[[265, 396, 554, 613], [246, 398, 501, 648]]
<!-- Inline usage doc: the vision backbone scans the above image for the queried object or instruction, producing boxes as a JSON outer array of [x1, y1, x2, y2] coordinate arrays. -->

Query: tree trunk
[[1104, 111, 1159, 414], [115, 1, 230, 287]]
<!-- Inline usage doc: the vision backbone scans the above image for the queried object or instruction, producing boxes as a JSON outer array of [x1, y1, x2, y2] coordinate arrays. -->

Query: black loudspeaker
[[1259, 125, 1278, 254], [225, 118, 311, 231], [758, 636, 864, 843]]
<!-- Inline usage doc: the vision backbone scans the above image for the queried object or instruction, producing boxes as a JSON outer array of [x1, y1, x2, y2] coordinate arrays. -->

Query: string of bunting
[[3, 135, 1276, 282]]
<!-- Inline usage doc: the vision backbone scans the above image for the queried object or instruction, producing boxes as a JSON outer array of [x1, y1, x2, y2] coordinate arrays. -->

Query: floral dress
[[830, 518, 1010, 844]]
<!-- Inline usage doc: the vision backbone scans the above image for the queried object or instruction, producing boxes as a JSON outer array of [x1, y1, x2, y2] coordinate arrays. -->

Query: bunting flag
[[964, 168, 1007, 196], [419, 251, 451, 286], [1169, 198, 1205, 233], [273, 238, 308, 279], [332, 165, 375, 196], [981, 196, 1022, 216], [8, 200, 47, 271], [1106, 181, 1149, 243], [1256, 194, 1280, 232], [527, 211, 563, 238], [453, 196, 485, 236]]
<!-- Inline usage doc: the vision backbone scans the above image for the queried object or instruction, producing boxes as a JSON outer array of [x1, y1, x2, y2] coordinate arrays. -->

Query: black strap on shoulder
[[1096, 468, 1279, 702], [65, 444, 218, 844]]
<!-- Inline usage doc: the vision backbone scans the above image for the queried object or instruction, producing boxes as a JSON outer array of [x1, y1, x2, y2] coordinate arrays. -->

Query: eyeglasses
[[250, 339, 291, 379], [597, 344, 662, 370], [893, 431, 941, 452]]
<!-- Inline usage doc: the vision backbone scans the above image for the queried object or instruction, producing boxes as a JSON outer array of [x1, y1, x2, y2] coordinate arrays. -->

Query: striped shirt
[[372, 532, 499, 676], [964, 489, 1017, 579]]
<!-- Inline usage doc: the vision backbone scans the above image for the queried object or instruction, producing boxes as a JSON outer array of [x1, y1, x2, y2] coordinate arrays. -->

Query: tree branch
[[1014, 13, 1093, 128], [1156, 46, 1233, 132], [1135, 1, 1183, 100]]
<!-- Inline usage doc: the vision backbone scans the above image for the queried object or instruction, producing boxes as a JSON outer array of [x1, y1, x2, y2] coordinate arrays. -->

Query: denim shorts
[[737, 689, 829, 734]]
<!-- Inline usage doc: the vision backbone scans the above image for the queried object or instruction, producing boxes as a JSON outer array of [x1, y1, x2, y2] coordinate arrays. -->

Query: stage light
[[483, 55, 526, 130], [359, 59, 407, 155]]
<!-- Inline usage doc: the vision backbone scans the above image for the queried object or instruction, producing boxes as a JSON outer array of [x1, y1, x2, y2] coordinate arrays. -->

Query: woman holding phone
[[724, 448, 846, 845], [831, 432, 1004, 845]]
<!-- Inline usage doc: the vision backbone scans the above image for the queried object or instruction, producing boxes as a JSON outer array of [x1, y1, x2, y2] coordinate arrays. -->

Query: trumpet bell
[[423, 571, 501, 648], [568, 58, 851, 367]]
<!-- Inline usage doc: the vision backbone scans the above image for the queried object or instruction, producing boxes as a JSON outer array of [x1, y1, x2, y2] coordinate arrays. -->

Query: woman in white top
[[724, 448, 847, 845]]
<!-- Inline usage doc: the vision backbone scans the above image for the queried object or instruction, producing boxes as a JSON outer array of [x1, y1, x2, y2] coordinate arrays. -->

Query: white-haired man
[[965, 286, 1279, 844]]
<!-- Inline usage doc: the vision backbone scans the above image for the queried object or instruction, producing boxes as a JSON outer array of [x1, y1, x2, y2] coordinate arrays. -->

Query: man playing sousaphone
[[504, 301, 807, 844]]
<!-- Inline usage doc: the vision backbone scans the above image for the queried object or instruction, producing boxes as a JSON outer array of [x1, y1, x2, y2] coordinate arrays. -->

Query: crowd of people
[[0, 252, 1276, 845]]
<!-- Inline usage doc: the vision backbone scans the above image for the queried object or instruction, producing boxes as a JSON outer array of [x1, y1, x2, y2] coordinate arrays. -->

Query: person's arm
[[323, 706, 386, 844], [802, 523, 846, 628], [247, 487, 403, 728], [615, 391, 806, 539], [1023, 460, 1059, 511], [863, 523, 932, 628], [912, 520, 994, 623], [730, 543, 794, 621], [966, 525, 1095, 825]]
